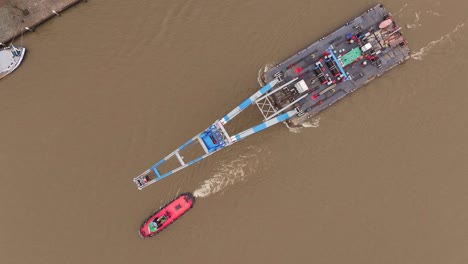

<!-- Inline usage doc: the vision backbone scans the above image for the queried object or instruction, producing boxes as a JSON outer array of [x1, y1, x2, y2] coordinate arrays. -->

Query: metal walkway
[[133, 77, 299, 190]]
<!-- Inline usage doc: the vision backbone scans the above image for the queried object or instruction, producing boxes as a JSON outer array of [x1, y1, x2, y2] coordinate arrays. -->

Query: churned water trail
[[257, 64, 274, 86], [426, 10, 441, 17], [406, 12, 422, 29], [301, 117, 320, 128], [412, 22, 466, 60], [394, 3, 408, 17], [193, 146, 262, 198], [286, 117, 320, 133]]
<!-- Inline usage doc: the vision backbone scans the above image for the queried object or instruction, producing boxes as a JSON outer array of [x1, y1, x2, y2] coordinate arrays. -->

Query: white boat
[[0, 45, 26, 80]]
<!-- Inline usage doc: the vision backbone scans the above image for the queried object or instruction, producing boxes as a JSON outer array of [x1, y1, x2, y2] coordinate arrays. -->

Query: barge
[[133, 4, 410, 190], [259, 4, 410, 127]]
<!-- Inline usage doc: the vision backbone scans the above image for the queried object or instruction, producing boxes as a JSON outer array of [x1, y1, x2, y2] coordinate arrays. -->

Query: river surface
[[1, 0, 467, 263]]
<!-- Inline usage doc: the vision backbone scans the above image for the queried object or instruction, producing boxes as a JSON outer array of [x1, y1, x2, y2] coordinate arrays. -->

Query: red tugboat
[[139, 193, 195, 238]]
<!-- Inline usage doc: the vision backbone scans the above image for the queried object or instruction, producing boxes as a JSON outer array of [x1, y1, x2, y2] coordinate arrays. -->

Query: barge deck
[[260, 4, 410, 127]]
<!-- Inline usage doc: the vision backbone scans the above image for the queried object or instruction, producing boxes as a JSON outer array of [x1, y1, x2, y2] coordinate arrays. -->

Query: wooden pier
[[0, 0, 86, 44]]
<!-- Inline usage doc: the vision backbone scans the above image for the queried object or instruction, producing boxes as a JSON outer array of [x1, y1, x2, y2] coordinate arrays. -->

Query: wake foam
[[394, 3, 408, 17], [257, 63, 274, 87], [406, 12, 422, 29], [406, 10, 444, 29], [286, 117, 321, 133], [412, 22, 465, 60], [426, 10, 441, 17], [302, 118, 321, 128], [193, 146, 263, 198]]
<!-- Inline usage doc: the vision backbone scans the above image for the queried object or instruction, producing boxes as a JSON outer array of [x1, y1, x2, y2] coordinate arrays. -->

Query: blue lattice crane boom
[[133, 78, 299, 190]]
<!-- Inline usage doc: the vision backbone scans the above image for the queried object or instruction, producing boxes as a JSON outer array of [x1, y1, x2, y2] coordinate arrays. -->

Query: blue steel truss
[[133, 78, 298, 190]]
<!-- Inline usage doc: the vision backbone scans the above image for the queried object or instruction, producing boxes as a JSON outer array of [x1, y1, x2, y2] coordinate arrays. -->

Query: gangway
[[133, 78, 299, 190]]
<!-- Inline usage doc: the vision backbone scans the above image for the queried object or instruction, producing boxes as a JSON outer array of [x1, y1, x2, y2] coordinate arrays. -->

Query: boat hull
[[0, 46, 26, 80], [139, 193, 195, 238]]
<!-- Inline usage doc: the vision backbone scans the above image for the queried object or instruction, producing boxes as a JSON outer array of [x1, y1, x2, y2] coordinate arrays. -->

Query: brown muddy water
[[1, 0, 467, 263]]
